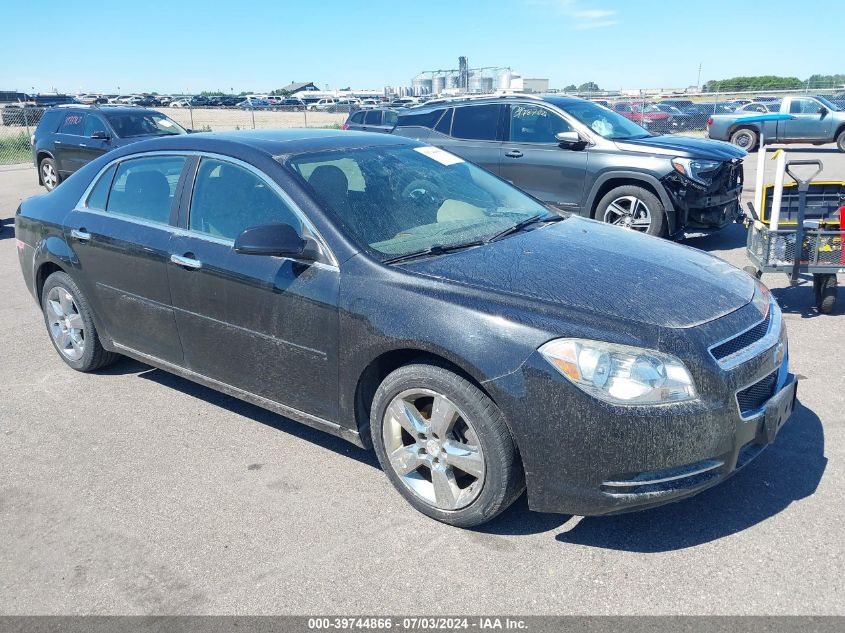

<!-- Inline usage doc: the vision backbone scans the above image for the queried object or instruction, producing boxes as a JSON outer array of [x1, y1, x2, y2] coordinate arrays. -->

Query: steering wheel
[[401, 179, 444, 207]]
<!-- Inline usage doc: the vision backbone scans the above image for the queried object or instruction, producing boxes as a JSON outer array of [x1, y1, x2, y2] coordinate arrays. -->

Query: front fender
[[585, 170, 677, 233]]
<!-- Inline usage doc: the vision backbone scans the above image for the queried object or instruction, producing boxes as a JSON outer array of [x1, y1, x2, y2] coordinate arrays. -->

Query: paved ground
[[0, 147, 843, 615]]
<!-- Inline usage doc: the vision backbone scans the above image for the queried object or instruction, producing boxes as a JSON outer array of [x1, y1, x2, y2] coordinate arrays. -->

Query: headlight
[[671, 157, 721, 185], [538, 338, 697, 405]]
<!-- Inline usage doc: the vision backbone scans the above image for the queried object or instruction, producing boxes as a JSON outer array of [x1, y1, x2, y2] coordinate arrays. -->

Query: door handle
[[504, 150, 523, 158], [55, 140, 62, 144], [170, 254, 202, 270], [70, 229, 91, 242], [79, 143, 87, 147]]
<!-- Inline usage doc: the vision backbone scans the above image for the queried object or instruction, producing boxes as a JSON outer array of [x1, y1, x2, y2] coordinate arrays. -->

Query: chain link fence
[[2, 77, 844, 166]]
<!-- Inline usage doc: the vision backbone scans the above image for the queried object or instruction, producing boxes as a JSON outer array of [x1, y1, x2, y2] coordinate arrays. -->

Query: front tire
[[41, 271, 119, 372], [39, 157, 61, 191], [370, 363, 524, 528], [595, 185, 666, 237]]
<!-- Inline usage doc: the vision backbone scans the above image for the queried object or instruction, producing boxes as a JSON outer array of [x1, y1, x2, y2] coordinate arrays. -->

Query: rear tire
[[815, 274, 838, 314], [595, 185, 667, 237], [41, 271, 119, 372], [370, 363, 524, 528], [39, 157, 61, 192], [730, 127, 759, 152], [836, 129, 845, 153]]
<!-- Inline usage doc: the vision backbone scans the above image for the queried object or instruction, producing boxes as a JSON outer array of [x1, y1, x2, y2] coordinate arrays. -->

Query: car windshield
[[284, 145, 555, 260], [105, 112, 185, 138], [632, 103, 660, 113], [815, 96, 841, 112], [554, 100, 649, 140]]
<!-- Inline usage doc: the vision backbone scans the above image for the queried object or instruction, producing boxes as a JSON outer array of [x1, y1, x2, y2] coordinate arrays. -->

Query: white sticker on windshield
[[413, 146, 464, 166], [159, 119, 174, 127]]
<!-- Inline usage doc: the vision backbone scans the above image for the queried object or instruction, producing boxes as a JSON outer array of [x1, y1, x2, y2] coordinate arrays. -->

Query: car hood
[[614, 134, 746, 160], [399, 217, 754, 329]]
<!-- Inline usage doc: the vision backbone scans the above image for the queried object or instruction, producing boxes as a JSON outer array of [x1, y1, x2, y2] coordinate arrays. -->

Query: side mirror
[[555, 131, 582, 144], [233, 223, 317, 260], [818, 106, 828, 117], [91, 130, 111, 140]]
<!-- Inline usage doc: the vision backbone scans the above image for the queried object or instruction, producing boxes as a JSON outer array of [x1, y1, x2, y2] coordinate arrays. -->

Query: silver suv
[[392, 95, 746, 238]]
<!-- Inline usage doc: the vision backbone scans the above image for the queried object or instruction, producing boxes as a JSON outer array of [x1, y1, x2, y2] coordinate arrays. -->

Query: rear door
[[66, 154, 189, 363], [361, 109, 383, 132], [498, 103, 588, 211], [53, 111, 87, 175], [167, 156, 341, 420], [437, 104, 503, 175]]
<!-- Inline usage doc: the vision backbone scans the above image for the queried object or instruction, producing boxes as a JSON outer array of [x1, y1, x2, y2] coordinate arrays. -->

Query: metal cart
[[745, 159, 843, 314]]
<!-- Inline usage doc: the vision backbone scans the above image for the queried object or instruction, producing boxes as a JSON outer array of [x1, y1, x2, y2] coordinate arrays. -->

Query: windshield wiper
[[486, 213, 562, 242], [382, 239, 488, 265]]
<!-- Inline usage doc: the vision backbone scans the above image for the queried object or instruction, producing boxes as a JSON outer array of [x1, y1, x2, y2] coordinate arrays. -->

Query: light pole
[[696, 63, 702, 92]]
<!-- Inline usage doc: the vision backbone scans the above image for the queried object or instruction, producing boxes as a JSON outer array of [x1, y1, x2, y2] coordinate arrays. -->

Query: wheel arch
[[727, 123, 760, 140], [586, 172, 676, 233], [352, 348, 501, 450]]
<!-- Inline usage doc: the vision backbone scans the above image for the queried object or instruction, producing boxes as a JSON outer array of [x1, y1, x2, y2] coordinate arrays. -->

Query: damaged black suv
[[392, 94, 745, 238]]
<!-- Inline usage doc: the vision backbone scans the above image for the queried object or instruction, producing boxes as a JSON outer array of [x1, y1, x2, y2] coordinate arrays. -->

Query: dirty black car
[[15, 130, 795, 527], [392, 95, 746, 239]]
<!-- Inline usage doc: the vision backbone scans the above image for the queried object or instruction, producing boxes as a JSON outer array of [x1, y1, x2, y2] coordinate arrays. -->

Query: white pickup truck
[[706, 95, 845, 152]]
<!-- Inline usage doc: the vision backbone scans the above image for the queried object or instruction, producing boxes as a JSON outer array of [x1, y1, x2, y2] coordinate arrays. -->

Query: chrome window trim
[[74, 149, 339, 268], [708, 297, 782, 371]]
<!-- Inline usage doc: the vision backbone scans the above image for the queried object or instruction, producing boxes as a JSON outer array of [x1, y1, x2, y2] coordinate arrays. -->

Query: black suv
[[32, 105, 186, 191], [392, 95, 746, 237]]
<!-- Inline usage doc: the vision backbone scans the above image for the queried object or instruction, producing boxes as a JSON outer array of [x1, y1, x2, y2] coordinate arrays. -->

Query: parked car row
[[590, 99, 740, 132], [346, 94, 746, 239]]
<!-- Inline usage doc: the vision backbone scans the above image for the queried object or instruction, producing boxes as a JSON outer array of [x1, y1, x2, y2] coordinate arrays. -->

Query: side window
[[83, 115, 108, 137], [615, 104, 631, 113], [435, 108, 453, 134], [59, 113, 85, 136], [397, 109, 444, 129], [86, 164, 117, 210], [350, 111, 365, 124], [451, 105, 501, 141], [189, 158, 301, 240], [790, 99, 820, 114], [383, 110, 398, 127], [364, 110, 383, 125], [106, 155, 186, 224], [510, 104, 572, 143]]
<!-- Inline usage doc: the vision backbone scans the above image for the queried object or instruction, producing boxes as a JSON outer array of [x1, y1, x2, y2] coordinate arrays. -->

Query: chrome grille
[[711, 310, 771, 361]]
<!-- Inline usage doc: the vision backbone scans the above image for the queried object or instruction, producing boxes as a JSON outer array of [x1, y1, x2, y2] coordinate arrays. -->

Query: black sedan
[[14, 130, 796, 527]]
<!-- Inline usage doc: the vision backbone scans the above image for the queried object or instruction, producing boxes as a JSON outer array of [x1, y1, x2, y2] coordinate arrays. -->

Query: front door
[[167, 156, 340, 421], [66, 154, 188, 363], [498, 103, 589, 211], [76, 114, 113, 165], [782, 98, 833, 142]]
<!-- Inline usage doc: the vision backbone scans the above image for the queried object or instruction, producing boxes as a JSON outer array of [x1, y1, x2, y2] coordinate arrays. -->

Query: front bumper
[[663, 161, 744, 234], [484, 306, 795, 516]]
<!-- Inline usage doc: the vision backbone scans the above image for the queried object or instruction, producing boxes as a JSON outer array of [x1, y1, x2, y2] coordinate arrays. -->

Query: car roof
[[110, 128, 419, 158]]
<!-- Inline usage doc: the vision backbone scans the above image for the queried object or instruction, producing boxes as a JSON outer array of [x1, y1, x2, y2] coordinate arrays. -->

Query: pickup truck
[[707, 95, 845, 152]]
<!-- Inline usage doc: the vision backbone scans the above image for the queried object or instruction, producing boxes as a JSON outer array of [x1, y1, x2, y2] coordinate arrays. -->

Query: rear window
[[35, 109, 64, 134], [364, 110, 383, 125], [59, 113, 85, 136], [397, 108, 445, 130], [451, 105, 501, 141]]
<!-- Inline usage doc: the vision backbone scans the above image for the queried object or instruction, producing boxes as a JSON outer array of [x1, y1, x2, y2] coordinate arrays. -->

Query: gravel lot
[[0, 145, 843, 615]]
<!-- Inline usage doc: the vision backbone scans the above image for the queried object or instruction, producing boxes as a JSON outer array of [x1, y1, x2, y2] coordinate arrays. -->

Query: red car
[[612, 101, 670, 133]]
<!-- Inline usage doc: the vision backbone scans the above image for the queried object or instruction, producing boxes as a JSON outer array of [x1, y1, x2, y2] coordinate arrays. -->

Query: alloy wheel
[[46, 287, 85, 361], [41, 162, 57, 190], [603, 195, 653, 232], [382, 389, 486, 511]]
